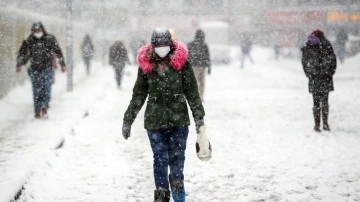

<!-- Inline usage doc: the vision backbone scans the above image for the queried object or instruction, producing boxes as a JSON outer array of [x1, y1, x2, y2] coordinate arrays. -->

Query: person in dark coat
[[16, 22, 66, 119], [187, 29, 211, 101], [109, 40, 130, 88], [240, 32, 254, 68], [81, 34, 94, 75], [122, 27, 205, 202], [335, 28, 348, 63], [301, 30, 337, 132]]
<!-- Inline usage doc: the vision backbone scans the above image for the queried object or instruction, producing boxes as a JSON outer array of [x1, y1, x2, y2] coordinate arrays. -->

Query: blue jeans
[[147, 126, 189, 190], [28, 68, 53, 113]]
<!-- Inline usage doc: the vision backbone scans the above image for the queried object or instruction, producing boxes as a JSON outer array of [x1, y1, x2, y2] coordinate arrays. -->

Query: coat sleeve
[[109, 45, 114, 65], [326, 44, 337, 75], [187, 43, 194, 65], [126, 48, 130, 64], [16, 39, 30, 66], [51, 36, 66, 66], [123, 69, 149, 125], [182, 61, 205, 121], [301, 45, 314, 78], [204, 44, 211, 68], [301, 47, 310, 78]]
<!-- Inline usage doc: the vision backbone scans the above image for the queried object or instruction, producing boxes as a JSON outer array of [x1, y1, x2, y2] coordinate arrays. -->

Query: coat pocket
[[170, 94, 188, 122]]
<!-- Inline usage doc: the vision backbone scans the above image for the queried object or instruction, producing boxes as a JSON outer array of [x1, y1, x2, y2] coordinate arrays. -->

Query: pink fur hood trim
[[136, 40, 188, 74]]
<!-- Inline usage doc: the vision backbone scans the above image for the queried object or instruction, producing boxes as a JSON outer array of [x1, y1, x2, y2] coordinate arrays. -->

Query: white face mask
[[34, 32, 43, 39], [155, 46, 170, 58]]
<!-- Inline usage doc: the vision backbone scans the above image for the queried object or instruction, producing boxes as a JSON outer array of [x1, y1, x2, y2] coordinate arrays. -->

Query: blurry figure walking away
[[335, 27, 348, 64], [16, 22, 66, 119], [122, 27, 206, 202], [187, 29, 211, 101], [301, 30, 337, 132], [274, 44, 280, 60], [81, 34, 94, 75], [239, 32, 254, 68], [109, 40, 130, 88], [272, 31, 281, 60]]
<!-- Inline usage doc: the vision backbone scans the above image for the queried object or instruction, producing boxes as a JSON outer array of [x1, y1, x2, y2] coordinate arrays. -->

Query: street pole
[[102, 0, 107, 66], [66, 0, 73, 92]]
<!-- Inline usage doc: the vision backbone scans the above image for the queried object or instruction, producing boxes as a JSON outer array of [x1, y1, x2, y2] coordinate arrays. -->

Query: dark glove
[[122, 122, 131, 140], [195, 119, 205, 134], [208, 67, 211, 75]]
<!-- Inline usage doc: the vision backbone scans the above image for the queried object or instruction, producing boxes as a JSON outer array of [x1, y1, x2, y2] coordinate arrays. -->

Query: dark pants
[[84, 57, 91, 75], [147, 126, 189, 190], [28, 68, 53, 113], [312, 92, 329, 108], [240, 51, 253, 68], [337, 44, 346, 63], [113, 64, 125, 87]]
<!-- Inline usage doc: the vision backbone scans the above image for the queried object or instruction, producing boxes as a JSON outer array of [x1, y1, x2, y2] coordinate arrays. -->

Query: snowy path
[[1, 47, 360, 202]]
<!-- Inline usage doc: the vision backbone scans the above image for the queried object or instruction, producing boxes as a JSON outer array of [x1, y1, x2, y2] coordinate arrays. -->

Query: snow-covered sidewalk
[[1, 47, 360, 202], [0, 62, 130, 201]]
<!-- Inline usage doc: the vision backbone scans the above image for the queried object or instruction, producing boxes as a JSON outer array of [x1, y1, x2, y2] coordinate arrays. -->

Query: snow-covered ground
[[1, 47, 360, 202]]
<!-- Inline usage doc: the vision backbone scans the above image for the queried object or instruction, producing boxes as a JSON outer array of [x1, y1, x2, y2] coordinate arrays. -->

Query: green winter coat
[[123, 41, 205, 130]]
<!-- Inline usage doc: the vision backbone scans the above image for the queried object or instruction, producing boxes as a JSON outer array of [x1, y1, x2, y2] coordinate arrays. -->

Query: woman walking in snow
[[122, 27, 206, 202], [301, 30, 337, 132]]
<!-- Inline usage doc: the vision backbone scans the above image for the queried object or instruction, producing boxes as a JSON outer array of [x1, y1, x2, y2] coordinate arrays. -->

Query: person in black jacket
[[187, 29, 211, 101], [240, 32, 254, 68], [81, 34, 95, 75], [301, 30, 337, 132], [109, 40, 130, 88], [16, 22, 66, 119]]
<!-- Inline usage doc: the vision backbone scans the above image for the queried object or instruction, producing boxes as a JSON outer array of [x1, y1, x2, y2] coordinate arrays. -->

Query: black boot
[[322, 105, 330, 131], [154, 189, 170, 202], [313, 107, 321, 132], [169, 175, 186, 202]]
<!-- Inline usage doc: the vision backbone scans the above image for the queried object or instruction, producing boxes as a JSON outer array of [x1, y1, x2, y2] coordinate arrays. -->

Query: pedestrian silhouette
[[16, 22, 66, 119]]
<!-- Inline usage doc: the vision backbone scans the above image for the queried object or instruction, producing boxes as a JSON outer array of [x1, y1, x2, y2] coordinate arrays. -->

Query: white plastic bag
[[196, 125, 212, 161]]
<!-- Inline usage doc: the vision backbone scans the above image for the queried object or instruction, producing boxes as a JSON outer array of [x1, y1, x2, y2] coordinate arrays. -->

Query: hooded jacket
[[16, 22, 66, 70], [301, 32, 337, 94], [123, 40, 205, 130]]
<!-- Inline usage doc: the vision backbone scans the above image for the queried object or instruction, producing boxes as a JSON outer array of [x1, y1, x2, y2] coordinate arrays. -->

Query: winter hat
[[31, 22, 44, 32], [151, 27, 172, 47], [308, 34, 320, 45]]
